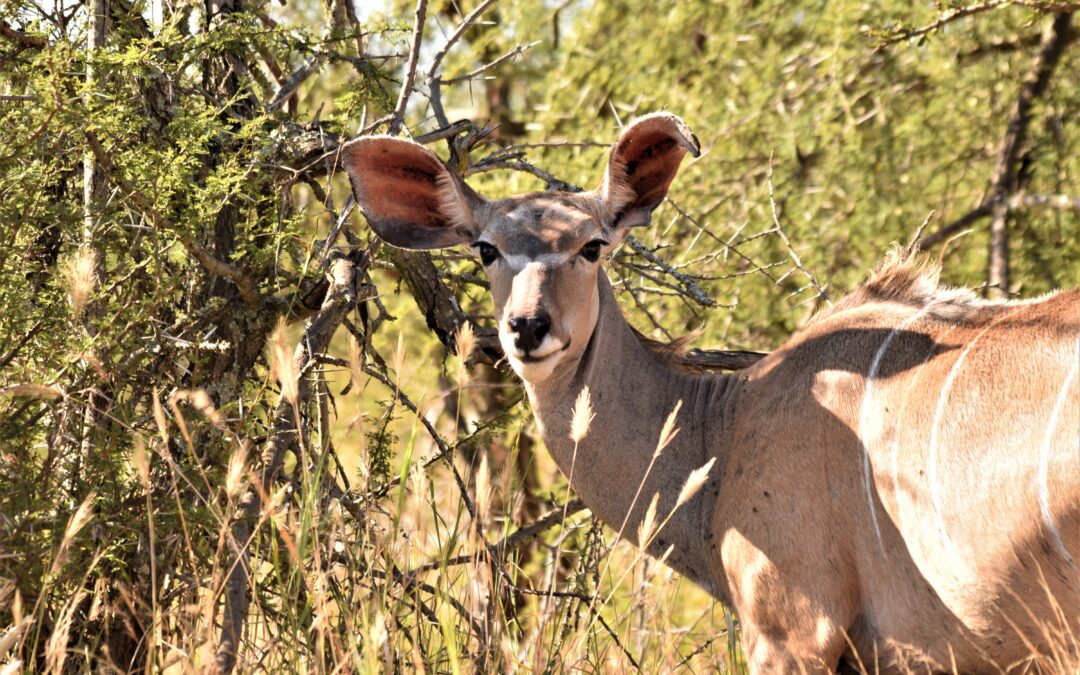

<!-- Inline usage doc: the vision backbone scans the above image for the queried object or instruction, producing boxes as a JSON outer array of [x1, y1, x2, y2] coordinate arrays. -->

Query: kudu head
[[343, 113, 700, 382]]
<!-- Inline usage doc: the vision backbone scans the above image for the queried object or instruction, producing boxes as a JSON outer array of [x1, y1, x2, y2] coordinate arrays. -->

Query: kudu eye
[[579, 239, 606, 263], [475, 242, 500, 266]]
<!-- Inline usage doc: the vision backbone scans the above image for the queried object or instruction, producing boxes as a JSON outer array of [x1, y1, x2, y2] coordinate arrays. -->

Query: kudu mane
[[633, 245, 1009, 373]]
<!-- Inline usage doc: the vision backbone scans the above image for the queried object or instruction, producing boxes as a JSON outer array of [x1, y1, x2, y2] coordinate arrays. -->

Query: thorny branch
[[873, 0, 1078, 50], [767, 162, 831, 304]]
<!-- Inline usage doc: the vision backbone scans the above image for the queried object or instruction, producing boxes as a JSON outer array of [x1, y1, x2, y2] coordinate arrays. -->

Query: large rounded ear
[[597, 113, 700, 231], [341, 136, 485, 249]]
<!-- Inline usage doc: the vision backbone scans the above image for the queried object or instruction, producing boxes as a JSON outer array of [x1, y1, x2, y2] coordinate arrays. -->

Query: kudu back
[[343, 113, 1079, 673]]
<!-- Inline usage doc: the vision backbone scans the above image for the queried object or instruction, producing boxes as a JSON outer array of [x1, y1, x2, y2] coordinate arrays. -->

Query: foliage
[[0, 0, 1076, 672]]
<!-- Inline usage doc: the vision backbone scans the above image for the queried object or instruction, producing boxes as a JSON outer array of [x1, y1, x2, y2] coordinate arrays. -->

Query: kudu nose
[[508, 314, 551, 354]]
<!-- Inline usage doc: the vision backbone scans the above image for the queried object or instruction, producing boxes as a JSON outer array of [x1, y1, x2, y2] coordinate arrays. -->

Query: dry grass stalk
[[475, 451, 491, 522], [62, 491, 95, 547], [637, 493, 660, 550], [348, 334, 364, 395], [132, 433, 150, 490], [392, 331, 406, 383], [151, 388, 169, 447], [0, 384, 61, 399], [183, 388, 225, 429], [45, 589, 87, 674], [0, 618, 32, 661]]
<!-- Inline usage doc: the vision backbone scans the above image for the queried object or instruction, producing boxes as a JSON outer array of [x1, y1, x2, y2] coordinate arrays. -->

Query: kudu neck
[[524, 274, 733, 593]]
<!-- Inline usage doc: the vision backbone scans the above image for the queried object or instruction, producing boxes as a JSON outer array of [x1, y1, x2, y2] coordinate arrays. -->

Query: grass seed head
[[454, 321, 476, 381], [269, 317, 298, 405], [676, 457, 716, 508], [637, 492, 660, 550], [62, 492, 96, 545], [66, 246, 97, 317], [570, 385, 595, 444], [653, 399, 683, 459], [226, 443, 249, 499], [475, 451, 491, 522], [132, 434, 150, 490]]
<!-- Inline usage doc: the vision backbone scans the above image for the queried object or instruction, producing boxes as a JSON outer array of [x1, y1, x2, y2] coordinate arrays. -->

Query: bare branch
[[918, 12, 1073, 265], [266, 56, 319, 112], [1014, 193, 1080, 210], [988, 12, 1072, 296], [443, 41, 540, 85], [388, 0, 428, 136], [874, 0, 1011, 51], [0, 19, 47, 48], [426, 0, 499, 127], [623, 236, 717, 308]]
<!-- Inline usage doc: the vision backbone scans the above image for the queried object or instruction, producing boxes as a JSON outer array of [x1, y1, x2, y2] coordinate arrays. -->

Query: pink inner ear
[[361, 163, 445, 229], [345, 140, 451, 231], [620, 135, 682, 210]]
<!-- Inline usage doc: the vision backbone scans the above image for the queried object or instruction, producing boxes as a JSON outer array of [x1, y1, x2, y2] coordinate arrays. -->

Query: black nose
[[508, 314, 551, 353]]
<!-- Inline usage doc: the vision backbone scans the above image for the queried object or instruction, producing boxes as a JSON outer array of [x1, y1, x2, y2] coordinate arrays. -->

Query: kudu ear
[[342, 136, 484, 249], [598, 113, 700, 231]]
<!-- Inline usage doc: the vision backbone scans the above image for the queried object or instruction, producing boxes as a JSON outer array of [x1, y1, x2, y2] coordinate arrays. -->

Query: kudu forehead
[[482, 192, 608, 257]]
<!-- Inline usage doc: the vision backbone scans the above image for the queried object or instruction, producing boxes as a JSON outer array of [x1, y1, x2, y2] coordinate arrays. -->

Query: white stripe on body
[[858, 303, 940, 556], [1038, 333, 1079, 566], [888, 322, 961, 542], [926, 307, 1025, 566]]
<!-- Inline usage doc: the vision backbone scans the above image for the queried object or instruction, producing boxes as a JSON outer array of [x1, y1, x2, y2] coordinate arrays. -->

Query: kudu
[[343, 114, 1079, 673]]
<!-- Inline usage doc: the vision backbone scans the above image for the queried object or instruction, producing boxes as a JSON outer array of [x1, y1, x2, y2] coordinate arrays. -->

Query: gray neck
[[526, 275, 734, 593]]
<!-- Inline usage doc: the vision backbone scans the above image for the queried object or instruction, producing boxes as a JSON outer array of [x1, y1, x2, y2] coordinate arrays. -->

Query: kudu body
[[343, 114, 1080, 673]]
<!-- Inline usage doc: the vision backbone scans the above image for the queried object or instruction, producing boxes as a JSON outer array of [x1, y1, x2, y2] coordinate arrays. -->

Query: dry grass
[[2, 309, 1077, 673]]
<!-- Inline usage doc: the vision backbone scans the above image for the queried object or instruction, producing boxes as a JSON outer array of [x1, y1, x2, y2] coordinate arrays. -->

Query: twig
[[624, 236, 716, 307], [426, 0, 499, 127], [766, 161, 831, 304], [84, 131, 263, 306], [443, 41, 540, 85], [266, 56, 319, 112], [413, 119, 473, 144], [403, 499, 589, 576], [903, 210, 937, 258], [468, 157, 583, 192], [873, 0, 1011, 51], [388, 0, 427, 136], [918, 203, 993, 248]]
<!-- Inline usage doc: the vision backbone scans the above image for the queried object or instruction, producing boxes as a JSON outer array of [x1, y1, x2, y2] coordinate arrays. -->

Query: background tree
[[0, 0, 1076, 672]]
